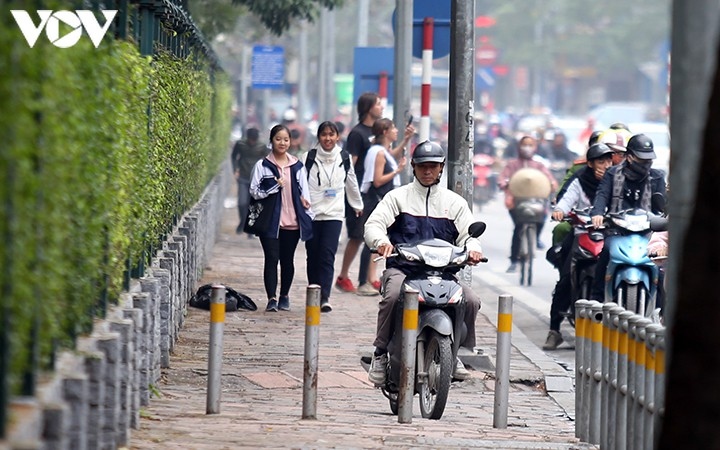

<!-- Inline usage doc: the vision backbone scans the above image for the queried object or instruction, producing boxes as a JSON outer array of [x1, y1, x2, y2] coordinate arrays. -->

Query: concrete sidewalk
[[129, 192, 593, 449]]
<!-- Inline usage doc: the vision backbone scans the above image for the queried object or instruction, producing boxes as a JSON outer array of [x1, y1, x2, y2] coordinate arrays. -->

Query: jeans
[[373, 268, 482, 351], [259, 229, 301, 300], [237, 179, 251, 227], [305, 220, 342, 302]]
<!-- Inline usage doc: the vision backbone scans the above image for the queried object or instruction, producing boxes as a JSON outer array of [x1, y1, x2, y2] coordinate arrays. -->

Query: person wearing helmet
[[588, 133, 667, 301], [597, 129, 630, 165], [542, 143, 615, 349], [363, 141, 484, 385], [499, 135, 558, 272], [554, 130, 605, 207]]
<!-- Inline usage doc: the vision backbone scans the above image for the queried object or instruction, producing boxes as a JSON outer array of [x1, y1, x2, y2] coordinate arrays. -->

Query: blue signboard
[[392, 0, 451, 59], [252, 45, 284, 89], [352, 47, 395, 104], [476, 67, 496, 91]]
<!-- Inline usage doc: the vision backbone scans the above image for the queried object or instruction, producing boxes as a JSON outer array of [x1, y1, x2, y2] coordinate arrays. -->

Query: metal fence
[[574, 300, 666, 450]]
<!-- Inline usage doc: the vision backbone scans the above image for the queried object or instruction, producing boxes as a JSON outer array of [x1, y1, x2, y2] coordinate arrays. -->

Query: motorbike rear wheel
[[418, 331, 453, 420]]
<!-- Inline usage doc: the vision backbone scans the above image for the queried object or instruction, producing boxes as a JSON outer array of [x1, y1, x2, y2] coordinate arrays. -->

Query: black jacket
[[590, 165, 667, 216]]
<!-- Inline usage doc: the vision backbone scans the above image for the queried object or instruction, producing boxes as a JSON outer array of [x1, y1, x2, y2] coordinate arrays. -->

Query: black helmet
[[626, 133, 656, 160], [588, 130, 602, 147], [586, 143, 614, 161], [412, 140, 446, 164]]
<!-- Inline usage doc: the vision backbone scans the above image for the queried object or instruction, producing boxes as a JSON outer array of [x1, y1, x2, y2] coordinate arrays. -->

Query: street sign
[[251, 45, 284, 89], [352, 47, 395, 104], [476, 43, 498, 66], [476, 67, 496, 91], [392, 0, 451, 59]]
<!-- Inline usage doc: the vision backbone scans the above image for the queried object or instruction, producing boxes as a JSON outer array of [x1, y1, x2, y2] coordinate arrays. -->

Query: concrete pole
[[239, 45, 249, 127], [298, 21, 308, 123], [357, 0, 369, 47], [665, 0, 720, 342], [447, 0, 474, 204], [206, 285, 225, 414], [327, 9, 336, 119], [393, 0, 413, 180], [318, 9, 328, 122]]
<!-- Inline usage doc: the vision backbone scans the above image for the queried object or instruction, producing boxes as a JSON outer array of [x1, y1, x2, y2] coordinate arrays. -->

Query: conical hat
[[508, 167, 552, 198]]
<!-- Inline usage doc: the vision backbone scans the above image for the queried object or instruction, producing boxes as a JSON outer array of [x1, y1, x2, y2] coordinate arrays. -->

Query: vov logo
[[11, 10, 118, 48]]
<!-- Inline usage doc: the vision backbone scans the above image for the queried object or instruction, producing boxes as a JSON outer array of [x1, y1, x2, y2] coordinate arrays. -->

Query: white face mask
[[519, 145, 535, 158]]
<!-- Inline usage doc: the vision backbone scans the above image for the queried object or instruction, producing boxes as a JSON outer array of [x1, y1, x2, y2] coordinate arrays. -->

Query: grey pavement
[[130, 187, 594, 449]]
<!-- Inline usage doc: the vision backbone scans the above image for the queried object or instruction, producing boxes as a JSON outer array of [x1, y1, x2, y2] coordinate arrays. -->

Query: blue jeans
[[305, 220, 342, 302]]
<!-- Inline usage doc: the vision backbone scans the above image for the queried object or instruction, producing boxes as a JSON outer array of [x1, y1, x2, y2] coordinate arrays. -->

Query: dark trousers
[[549, 233, 575, 331], [509, 209, 546, 262], [590, 242, 612, 301], [259, 229, 300, 300], [305, 220, 342, 302], [237, 179, 250, 226]]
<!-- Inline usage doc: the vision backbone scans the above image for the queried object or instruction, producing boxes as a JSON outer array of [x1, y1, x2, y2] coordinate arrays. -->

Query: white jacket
[[301, 146, 363, 221]]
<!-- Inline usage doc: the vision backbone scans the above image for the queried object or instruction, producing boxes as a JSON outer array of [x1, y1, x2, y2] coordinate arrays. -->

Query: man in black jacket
[[589, 134, 667, 301]]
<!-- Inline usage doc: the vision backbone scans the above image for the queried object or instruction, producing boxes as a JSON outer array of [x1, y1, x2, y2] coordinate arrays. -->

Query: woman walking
[[302, 121, 364, 312], [356, 118, 407, 296], [248, 124, 314, 312]]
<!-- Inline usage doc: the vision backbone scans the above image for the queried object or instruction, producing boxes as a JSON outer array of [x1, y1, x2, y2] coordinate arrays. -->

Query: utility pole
[[318, 9, 328, 121], [447, 0, 474, 204], [328, 8, 336, 119], [298, 21, 308, 124], [393, 0, 413, 180]]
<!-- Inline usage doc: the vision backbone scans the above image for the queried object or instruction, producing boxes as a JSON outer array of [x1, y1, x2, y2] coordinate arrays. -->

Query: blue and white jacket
[[364, 178, 483, 273], [249, 157, 314, 241]]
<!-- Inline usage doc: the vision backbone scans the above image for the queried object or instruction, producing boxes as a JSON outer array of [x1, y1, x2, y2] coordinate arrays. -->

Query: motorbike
[[368, 222, 487, 420], [562, 208, 604, 326], [472, 153, 497, 207]]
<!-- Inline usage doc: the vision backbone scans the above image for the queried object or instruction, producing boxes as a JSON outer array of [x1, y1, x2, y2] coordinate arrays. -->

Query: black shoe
[[321, 298, 332, 312], [278, 295, 290, 311], [236, 224, 243, 234], [266, 298, 278, 312]]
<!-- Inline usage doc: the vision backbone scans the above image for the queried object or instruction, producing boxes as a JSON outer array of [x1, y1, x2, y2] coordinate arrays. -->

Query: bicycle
[[513, 198, 546, 286]]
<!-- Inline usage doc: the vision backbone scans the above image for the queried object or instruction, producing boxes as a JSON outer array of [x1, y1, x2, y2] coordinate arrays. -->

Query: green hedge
[[0, 20, 233, 395]]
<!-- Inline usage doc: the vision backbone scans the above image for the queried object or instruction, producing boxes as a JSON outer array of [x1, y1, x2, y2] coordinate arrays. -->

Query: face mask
[[519, 145, 534, 159], [624, 158, 652, 180]]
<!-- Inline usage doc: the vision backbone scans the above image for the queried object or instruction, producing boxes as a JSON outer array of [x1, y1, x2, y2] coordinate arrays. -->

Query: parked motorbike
[[369, 222, 487, 420], [472, 153, 497, 207]]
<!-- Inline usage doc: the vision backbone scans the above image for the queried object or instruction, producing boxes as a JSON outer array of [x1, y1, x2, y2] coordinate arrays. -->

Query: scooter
[[369, 222, 487, 420], [472, 153, 497, 207]]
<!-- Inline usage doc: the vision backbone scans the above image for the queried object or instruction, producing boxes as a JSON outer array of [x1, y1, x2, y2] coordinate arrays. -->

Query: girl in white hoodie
[[302, 121, 364, 312]]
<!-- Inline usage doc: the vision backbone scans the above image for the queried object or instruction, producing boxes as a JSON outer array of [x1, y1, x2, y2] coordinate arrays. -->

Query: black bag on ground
[[189, 284, 258, 312]]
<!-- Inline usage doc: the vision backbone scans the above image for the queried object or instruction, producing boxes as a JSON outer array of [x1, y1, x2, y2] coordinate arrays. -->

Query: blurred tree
[[188, 0, 245, 40], [232, 0, 345, 36]]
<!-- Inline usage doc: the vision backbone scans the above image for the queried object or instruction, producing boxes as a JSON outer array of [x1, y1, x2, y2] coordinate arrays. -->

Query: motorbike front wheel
[[617, 282, 647, 315], [418, 331, 453, 420]]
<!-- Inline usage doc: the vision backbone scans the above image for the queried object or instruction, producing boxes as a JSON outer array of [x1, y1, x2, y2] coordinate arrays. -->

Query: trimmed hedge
[[0, 17, 233, 395]]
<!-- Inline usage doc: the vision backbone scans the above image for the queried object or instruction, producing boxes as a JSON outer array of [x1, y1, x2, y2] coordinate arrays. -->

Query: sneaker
[[356, 283, 380, 296], [320, 298, 332, 313], [537, 240, 546, 250], [278, 295, 290, 311], [542, 330, 564, 350], [453, 357, 471, 381], [236, 224, 243, 234], [335, 276, 356, 293], [368, 353, 389, 386], [265, 298, 278, 312], [506, 262, 518, 273], [371, 280, 382, 292]]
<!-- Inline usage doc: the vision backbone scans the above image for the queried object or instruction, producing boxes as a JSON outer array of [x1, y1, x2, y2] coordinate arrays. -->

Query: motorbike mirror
[[651, 192, 667, 213], [468, 221, 487, 238], [649, 215, 669, 232]]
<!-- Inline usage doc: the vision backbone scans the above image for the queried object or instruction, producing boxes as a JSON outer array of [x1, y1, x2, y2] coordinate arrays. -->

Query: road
[[470, 195, 577, 376]]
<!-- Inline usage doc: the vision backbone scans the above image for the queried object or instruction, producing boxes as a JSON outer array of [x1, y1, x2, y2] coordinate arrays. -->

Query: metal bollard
[[644, 324, 662, 450], [626, 314, 642, 450], [633, 318, 652, 450], [574, 300, 590, 439], [398, 288, 419, 424], [206, 285, 226, 414], [615, 310, 634, 450], [588, 301, 603, 445], [607, 306, 625, 450], [576, 301, 592, 442], [600, 302, 618, 450], [494, 294, 513, 429], [302, 285, 321, 419], [654, 326, 666, 446]]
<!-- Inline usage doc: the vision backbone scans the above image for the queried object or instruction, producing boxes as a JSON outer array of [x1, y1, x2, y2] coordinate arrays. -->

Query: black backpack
[[189, 284, 258, 312], [304, 148, 352, 184]]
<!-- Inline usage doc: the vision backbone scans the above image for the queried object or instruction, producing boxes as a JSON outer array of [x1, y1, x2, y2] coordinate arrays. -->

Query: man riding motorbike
[[363, 141, 484, 385], [590, 133, 667, 301], [543, 143, 614, 349]]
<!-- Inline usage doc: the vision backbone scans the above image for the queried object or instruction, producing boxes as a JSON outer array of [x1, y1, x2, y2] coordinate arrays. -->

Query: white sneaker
[[368, 353, 388, 385], [453, 357, 471, 380], [356, 283, 380, 296]]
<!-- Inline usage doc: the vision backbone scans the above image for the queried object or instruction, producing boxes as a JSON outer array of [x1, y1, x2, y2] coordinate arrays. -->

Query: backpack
[[189, 284, 258, 312], [305, 148, 352, 183]]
